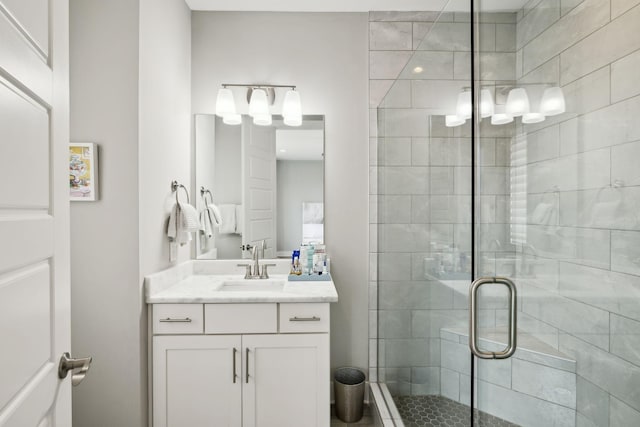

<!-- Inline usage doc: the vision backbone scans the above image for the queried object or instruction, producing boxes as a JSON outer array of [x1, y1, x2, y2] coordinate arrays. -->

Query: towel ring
[[200, 187, 214, 205], [171, 180, 190, 204]]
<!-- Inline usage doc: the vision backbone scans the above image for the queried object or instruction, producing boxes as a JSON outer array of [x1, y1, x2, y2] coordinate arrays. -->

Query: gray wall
[[192, 12, 370, 371], [277, 160, 324, 253], [70, 1, 142, 425], [70, 0, 191, 425]]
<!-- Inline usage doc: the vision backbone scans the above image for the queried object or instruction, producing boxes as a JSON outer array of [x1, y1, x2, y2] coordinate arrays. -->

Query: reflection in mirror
[[195, 114, 324, 260]]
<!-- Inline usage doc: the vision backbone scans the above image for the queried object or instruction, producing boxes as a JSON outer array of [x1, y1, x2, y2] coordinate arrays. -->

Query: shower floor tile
[[393, 395, 519, 427]]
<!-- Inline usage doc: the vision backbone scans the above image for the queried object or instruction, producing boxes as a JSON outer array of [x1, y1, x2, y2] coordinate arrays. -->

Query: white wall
[[139, 0, 192, 276], [277, 160, 324, 253], [69, 1, 142, 426], [192, 12, 370, 371], [70, 0, 191, 426]]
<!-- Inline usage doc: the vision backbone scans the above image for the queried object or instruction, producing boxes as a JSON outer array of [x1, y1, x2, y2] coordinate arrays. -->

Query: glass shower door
[[472, 0, 640, 426]]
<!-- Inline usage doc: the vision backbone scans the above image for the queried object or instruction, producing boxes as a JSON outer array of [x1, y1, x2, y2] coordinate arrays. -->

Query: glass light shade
[[223, 114, 242, 125], [253, 114, 272, 126], [248, 89, 270, 118], [445, 115, 465, 127], [284, 116, 302, 127], [456, 90, 472, 120], [522, 112, 545, 124], [282, 90, 302, 126], [540, 87, 566, 116], [215, 88, 236, 117], [491, 105, 513, 125], [505, 88, 530, 117], [480, 89, 495, 118]]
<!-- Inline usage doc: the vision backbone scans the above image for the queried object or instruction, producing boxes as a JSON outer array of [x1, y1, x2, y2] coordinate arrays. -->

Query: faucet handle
[[237, 263, 252, 279], [260, 263, 277, 279]]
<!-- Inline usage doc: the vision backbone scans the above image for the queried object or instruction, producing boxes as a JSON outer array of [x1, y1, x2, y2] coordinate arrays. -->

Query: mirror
[[194, 114, 325, 260]]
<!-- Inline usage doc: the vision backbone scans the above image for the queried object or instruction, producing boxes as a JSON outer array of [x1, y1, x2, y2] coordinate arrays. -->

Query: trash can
[[334, 367, 365, 423]]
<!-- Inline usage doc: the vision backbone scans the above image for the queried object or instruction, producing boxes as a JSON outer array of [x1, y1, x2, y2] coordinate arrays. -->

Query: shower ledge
[[441, 326, 576, 373]]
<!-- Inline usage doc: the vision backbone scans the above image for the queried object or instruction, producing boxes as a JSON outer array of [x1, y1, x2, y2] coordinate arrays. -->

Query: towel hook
[[200, 186, 214, 205], [171, 180, 190, 204]]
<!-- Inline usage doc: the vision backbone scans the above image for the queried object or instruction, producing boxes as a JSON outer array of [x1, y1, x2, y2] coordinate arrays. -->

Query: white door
[[242, 334, 330, 427], [241, 122, 277, 259], [153, 335, 242, 427], [0, 0, 76, 426]]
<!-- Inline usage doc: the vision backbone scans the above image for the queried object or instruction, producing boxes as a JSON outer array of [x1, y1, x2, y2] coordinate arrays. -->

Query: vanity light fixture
[[456, 90, 472, 120], [540, 86, 566, 116], [215, 87, 237, 117], [223, 114, 242, 125], [505, 88, 530, 117], [214, 84, 301, 126], [491, 105, 514, 125], [480, 89, 495, 118], [446, 115, 465, 127]]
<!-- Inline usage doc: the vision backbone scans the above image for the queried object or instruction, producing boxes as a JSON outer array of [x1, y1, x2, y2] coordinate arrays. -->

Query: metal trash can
[[334, 367, 365, 423]]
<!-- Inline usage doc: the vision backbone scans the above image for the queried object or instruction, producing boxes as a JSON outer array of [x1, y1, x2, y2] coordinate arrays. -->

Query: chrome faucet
[[238, 240, 275, 279]]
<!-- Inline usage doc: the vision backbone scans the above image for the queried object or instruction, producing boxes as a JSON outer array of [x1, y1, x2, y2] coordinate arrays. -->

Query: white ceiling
[[276, 129, 324, 161], [186, 0, 526, 12]]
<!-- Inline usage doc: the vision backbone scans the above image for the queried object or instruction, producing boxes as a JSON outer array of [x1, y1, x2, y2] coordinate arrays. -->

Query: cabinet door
[[153, 335, 242, 427], [242, 334, 330, 427]]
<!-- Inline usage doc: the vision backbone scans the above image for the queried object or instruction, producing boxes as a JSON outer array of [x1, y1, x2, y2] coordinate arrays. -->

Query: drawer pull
[[159, 317, 192, 323], [289, 316, 321, 322]]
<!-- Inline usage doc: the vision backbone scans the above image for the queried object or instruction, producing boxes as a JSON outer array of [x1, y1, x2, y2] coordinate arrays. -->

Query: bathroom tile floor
[[330, 404, 375, 426], [394, 395, 518, 427]]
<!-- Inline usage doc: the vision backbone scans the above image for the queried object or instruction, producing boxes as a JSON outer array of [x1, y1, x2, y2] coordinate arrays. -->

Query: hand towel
[[199, 208, 214, 239], [218, 204, 237, 234], [235, 205, 243, 235], [208, 203, 222, 226], [167, 201, 201, 245]]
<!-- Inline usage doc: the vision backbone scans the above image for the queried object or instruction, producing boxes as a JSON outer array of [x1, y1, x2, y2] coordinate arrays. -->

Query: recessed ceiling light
[[413, 66, 424, 74], [279, 149, 287, 153]]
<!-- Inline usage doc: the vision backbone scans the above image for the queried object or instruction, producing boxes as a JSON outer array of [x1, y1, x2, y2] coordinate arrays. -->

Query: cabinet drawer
[[152, 304, 204, 334], [205, 303, 277, 334], [279, 303, 330, 333]]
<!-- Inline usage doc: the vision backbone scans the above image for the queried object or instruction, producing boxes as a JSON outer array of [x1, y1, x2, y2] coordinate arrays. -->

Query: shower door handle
[[469, 277, 517, 359]]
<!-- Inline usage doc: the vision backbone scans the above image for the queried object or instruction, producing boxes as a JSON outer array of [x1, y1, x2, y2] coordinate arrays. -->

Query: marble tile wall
[[514, 0, 640, 425]]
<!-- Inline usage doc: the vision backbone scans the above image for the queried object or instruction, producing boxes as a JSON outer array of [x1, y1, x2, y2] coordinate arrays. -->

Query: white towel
[[219, 204, 237, 234], [167, 201, 201, 245], [235, 205, 243, 235], [208, 203, 222, 226], [199, 208, 214, 239]]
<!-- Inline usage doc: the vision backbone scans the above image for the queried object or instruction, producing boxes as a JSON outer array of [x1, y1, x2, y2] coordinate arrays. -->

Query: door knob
[[58, 352, 92, 386]]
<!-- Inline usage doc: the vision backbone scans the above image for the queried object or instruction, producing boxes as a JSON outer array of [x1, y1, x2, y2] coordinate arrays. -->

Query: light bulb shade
[[522, 112, 545, 124], [282, 90, 302, 123], [253, 114, 272, 126], [456, 90, 472, 120], [445, 115, 465, 127], [249, 89, 270, 117], [491, 105, 513, 125], [505, 88, 530, 117], [223, 114, 242, 125], [215, 88, 236, 117], [540, 87, 566, 116], [480, 89, 495, 118], [284, 116, 302, 127]]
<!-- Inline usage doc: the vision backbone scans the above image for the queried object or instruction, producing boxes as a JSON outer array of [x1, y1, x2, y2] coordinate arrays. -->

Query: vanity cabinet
[[151, 303, 330, 427]]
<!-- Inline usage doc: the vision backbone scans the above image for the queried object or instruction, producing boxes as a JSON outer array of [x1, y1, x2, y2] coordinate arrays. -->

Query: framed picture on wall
[[69, 142, 99, 201]]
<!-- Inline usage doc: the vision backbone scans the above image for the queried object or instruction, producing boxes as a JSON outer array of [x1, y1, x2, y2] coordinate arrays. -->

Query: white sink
[[218, 280, 285, 292]]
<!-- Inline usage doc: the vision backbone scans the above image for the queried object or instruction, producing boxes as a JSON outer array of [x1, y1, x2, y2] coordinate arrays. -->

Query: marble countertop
[[145, 261, 338, 304]]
